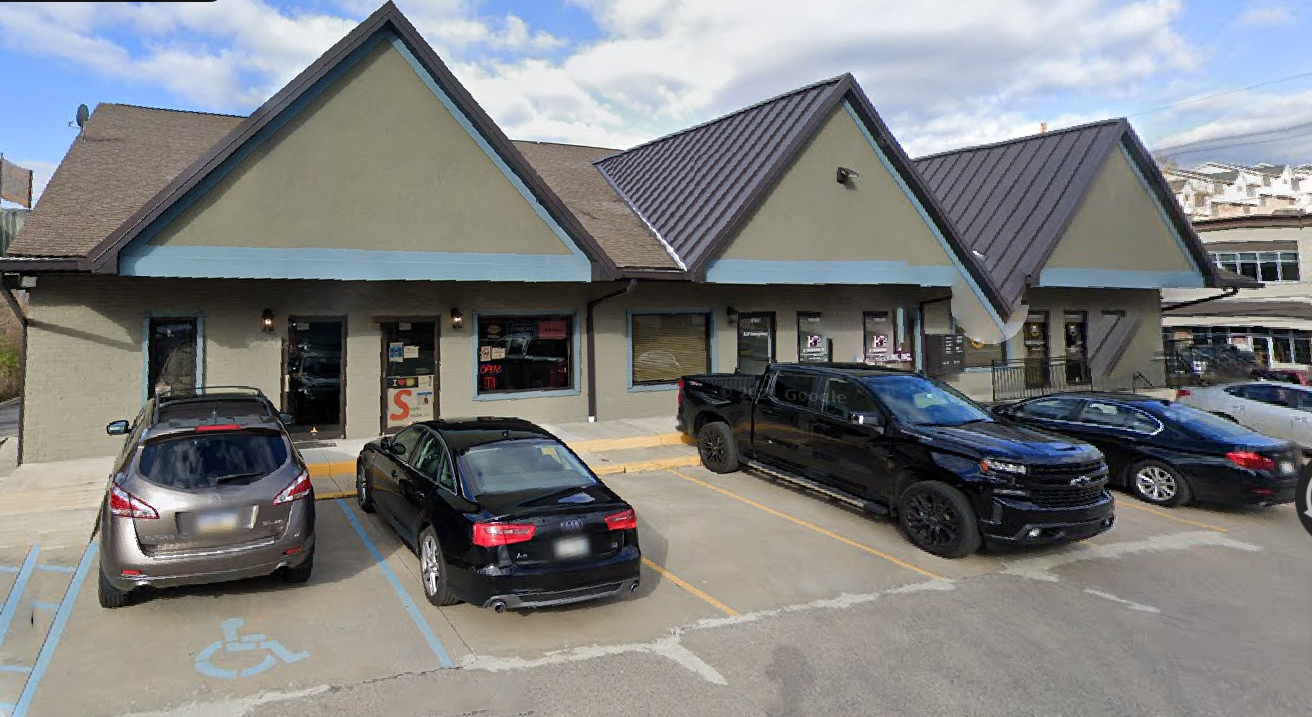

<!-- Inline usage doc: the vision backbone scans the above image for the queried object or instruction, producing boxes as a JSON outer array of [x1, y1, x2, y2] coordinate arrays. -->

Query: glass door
[[736, 313, 775, 375], [285, 317, 346, 438], [1063, 311, 1089, 384], [1022, 312, 1050, 390], [381, 320, 438, 432], [797, 312, 829, 363], [147, 317, 198, 398]]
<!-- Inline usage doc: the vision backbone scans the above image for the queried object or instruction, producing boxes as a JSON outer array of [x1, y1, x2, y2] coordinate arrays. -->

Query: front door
[[1063, 311, 1089, 385], [380, 320, 439, 433], [1022, 312, 1050, 390], [147, 317, 199, 398], [284, 317, 346, 439], [737, 312, 776, 375], [811, 377, 890, 497], [754, 369, 816, 473]]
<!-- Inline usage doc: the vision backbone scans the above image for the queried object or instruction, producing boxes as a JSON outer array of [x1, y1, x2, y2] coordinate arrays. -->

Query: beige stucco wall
[[1046, 149, 1194, 272], [148, 41, 570, 256], [1016, 287, 1165, 386], [717, 105, 952, 267], [20, 276, 941, 462]]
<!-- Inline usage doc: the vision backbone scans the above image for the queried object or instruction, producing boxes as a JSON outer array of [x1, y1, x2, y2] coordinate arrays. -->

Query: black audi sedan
[[355, 417, 641, 612], [992, 392, 1299, 508]]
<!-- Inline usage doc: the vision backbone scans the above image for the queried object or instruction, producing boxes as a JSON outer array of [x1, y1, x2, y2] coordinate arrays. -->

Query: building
[[1162, 162, 1312, 219], [1162, 213, 1312, 369], [0, 2, 1241, 463]]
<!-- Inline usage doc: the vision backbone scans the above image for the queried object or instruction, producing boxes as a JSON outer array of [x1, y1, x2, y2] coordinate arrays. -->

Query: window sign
[[477, 314, 573, 393], [382, 321, 437, 430], [797, 312, 828, 363], [863, 311, 913, 367]]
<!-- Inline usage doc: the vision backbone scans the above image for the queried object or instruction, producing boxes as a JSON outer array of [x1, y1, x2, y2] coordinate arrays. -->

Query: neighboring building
[[0, 1, 1238, 463], [1162, 161, 1312, 219], [1162, 213, 1312, 369]]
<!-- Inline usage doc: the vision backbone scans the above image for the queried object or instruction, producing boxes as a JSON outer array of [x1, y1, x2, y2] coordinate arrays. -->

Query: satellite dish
[[75, 104, 90, 128]]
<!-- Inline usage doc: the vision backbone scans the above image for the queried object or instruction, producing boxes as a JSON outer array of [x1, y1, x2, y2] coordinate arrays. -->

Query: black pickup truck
[[676, 363, 1116, 558]]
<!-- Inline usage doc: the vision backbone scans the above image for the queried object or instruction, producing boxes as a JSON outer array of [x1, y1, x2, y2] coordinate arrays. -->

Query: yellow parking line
[[640, 556, 739, 618], [1117, 502, 1228, 532], [308, 461, 355, 478], [665, 469, 945, 581], [316, 490, 355, 501]]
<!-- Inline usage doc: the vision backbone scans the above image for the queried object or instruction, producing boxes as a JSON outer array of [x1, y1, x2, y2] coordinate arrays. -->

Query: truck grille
[[1027, 460, 1105, 478], [1028, 486, 1107, 509]]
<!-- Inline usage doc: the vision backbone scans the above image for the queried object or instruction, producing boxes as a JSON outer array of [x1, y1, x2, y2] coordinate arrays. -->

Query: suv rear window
[[138, 432, 289, 490], [157, 399, 272, 425], [458, 439, 596, 495]]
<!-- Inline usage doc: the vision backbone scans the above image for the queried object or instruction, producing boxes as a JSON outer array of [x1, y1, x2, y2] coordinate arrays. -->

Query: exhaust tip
[[630, 581, 640, 593], [490, 600, 507, 613]]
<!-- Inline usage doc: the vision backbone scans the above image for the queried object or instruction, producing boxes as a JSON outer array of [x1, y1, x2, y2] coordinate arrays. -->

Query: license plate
[[194, 509, 244, 535], [555, 535, 590, 560], [1279, 461, 1295, 475]]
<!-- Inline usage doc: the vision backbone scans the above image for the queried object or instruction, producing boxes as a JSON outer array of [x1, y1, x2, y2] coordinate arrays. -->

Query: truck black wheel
[[697, 422, 739, 474], [898, 481, 981, 559], [1126, 460, 1191, 507]]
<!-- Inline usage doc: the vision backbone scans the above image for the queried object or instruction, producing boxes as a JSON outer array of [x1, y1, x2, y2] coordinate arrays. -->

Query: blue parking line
[[335, 500, 453, 668], [32, 602, 57, 611], [0, 566, 17, 573], [37, 566, 72, 574], [0, 666, 29, 674], [12, 542, 97, 717], [0, 547, 39, 652]]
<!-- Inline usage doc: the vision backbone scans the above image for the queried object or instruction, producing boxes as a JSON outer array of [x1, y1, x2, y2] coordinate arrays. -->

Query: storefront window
[[476, 315, 573, 394], [1211, 250, 1300, 282], [631, 312, 712, 385], [148, 317, 198, 398], [383, 321, 437, 430], [797, 312, 829, 363], [864, 310, 914, 369]]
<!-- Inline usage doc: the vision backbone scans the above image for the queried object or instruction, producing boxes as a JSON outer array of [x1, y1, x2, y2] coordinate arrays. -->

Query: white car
[[1175, 381, 1312, 451]]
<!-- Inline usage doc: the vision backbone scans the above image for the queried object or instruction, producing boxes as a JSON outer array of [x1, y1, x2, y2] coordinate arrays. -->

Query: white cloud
[[1238, 4, 1295, 27], [1150, 87, 1312, 165]]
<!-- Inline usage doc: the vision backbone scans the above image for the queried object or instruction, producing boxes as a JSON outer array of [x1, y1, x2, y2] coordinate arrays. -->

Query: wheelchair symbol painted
[[193, 618, 308, 679]]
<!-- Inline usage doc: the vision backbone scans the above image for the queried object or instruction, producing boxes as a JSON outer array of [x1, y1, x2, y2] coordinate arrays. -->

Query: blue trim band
[[337, 500, 453, 668], [122, 245, 591, 282], [843, 102, 1008, 332], [703, 258, 957, 286], [471, 309, 583, 401], [1038, 268, 1205, 289], [120, 28, 590, 283]]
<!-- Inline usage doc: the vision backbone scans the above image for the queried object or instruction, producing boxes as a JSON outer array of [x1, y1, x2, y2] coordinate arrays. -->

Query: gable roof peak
[[914, 118, 1128, 162]]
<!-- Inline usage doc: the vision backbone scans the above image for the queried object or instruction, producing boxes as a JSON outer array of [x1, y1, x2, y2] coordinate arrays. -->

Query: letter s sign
[[389, 389, 413, 422]]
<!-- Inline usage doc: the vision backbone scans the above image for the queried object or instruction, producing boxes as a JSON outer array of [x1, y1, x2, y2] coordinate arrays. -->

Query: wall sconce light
[[837, 166, 860, 185], [726, 306, 738, 321], [450, 307, 464, 329], [261, 309, 275, 333]]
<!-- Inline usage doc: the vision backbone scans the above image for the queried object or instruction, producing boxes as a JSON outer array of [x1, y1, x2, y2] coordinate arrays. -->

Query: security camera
[[837, 167, 860, 185]]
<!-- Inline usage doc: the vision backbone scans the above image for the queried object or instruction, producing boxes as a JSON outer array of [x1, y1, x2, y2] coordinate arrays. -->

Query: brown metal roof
[[8, 105, 241, 260], [594, 76, 847, 277], [914, 118, 1221, 307], [511, 141, 677, 270]]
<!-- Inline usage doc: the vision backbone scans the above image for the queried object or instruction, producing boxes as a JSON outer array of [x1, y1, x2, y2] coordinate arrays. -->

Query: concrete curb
[[569, 432, 695, 453]]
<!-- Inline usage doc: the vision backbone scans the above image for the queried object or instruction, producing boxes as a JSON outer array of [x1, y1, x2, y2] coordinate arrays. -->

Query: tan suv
[[96, 387, 315, 608]]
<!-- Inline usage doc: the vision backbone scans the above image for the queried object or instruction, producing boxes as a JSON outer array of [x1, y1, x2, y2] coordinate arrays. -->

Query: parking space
[[1, 452, 1297, 717]]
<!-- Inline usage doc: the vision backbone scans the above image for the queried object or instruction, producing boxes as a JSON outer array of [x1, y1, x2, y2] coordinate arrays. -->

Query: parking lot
[[1, 457, 1308, 717]]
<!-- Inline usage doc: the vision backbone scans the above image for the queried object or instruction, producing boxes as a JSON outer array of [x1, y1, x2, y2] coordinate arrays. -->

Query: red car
[[1251, 368, 1312, 386]]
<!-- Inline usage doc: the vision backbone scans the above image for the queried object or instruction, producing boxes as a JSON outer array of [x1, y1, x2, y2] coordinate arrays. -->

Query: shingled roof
[[914, 118, 1226, 309]]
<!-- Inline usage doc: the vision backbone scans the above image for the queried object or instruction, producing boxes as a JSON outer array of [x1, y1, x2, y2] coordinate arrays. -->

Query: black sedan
[[992, 392, 1300, 508], [355, 417, 641, 612]]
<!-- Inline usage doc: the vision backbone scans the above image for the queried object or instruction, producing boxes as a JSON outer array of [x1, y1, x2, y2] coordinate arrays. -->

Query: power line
[[1128, 70, 1312, 118], [1154, 117, 1312, 155], [1158, 125, 1312, 158]]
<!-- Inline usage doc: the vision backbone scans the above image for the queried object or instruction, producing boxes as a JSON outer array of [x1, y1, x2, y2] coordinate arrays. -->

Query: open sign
[[479, 363, 503, 376]]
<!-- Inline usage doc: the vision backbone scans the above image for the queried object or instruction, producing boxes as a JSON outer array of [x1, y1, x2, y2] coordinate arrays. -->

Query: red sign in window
[[538, 319, 567, 340]]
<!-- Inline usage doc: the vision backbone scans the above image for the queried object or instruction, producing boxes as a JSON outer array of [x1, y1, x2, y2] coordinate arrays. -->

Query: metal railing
[[1157, 338, 1259, 389], [990, 358, 1097, 401]]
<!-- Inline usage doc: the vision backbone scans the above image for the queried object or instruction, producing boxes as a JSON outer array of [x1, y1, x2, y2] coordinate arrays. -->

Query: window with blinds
[[631, 313, 712, 385]]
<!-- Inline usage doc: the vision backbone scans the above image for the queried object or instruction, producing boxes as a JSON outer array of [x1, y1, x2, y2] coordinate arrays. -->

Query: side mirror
[[279, 413, 294, 425], [106, 420, 130, 436], [389, 442, 408, 455]]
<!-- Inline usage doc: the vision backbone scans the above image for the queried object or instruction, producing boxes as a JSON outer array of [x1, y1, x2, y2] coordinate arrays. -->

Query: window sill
[[628, 383, 679, 393], [473, 388, 581, 401]]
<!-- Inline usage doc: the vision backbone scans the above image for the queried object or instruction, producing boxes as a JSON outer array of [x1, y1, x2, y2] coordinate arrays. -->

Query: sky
[[2, 0, 1311, 208]]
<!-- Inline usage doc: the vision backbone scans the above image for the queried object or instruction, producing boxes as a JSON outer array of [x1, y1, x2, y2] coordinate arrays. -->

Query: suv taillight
[[272, 469, 312, 505], [1226, 451, 1275, 471], [677, 378, 685, 407], [472, 522, 536, 547], [605, 508, 637, 531], [109, 484, 159, 519], [1175, 389, 1192, 398]]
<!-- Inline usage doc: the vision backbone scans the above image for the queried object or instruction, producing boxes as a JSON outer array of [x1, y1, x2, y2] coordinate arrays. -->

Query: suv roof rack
[[151, 386, 276, 427]]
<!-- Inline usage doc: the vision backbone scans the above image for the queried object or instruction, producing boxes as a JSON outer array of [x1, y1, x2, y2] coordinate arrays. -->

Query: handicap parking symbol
[[193, 618, 308, 679]]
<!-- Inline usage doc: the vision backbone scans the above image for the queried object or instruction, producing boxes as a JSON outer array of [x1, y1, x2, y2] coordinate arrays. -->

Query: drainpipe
[[1161, 286, 1240, 312], [586, 279, 638, 422]]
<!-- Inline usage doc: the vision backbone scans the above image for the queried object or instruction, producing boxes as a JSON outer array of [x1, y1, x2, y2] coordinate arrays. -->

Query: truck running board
[[744, 460, 890, 517]]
